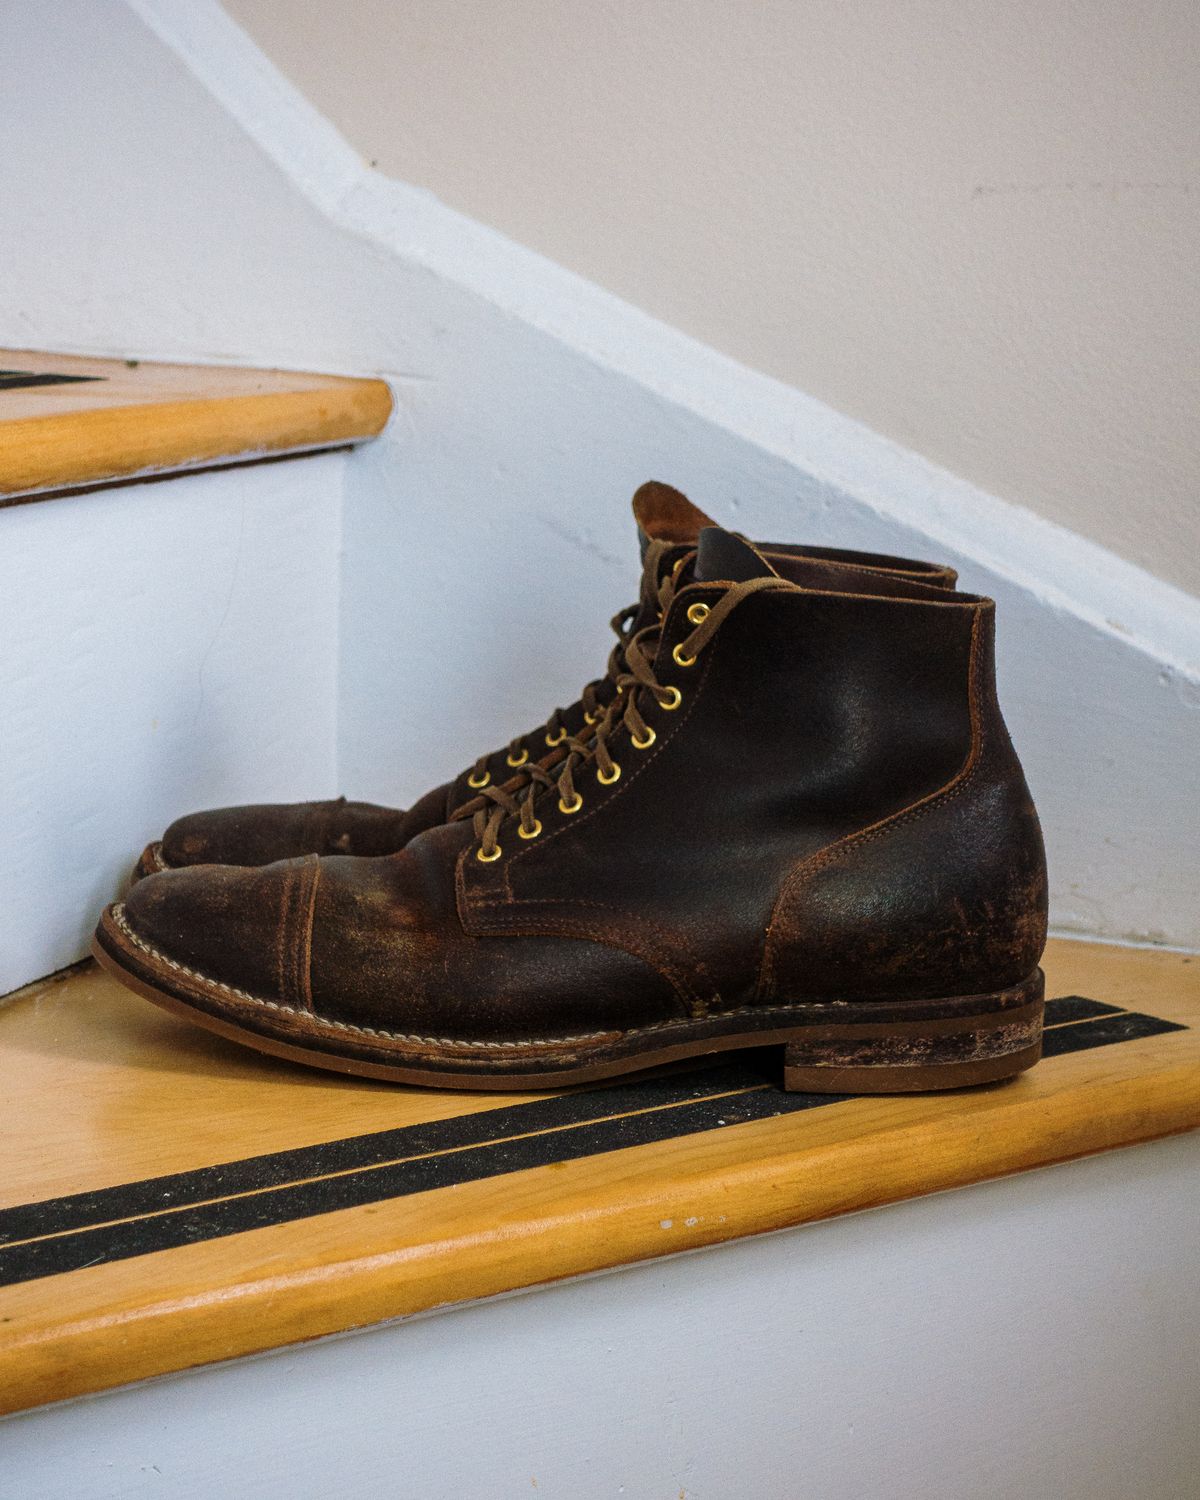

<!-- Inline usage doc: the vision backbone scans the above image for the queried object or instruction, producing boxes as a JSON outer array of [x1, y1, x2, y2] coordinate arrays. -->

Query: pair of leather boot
[[94, 483, 1048, 1093]]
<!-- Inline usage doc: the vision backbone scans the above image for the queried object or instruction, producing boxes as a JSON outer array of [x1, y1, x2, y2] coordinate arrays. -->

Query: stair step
[[0, 935, 1195, 1415], [0, 349, 392, 499], [0, 352, 388, 998]]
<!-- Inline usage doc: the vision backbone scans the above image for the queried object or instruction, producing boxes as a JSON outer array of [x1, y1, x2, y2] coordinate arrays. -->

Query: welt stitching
[[760, 606, 987, 994], [107, 904, 815, 1047], [109, 906, 609, 1048]]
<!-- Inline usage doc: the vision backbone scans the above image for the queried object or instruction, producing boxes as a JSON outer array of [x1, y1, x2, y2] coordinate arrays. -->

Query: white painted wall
[[6, 1130, 1199, 1499], [0, 0, 1197, 949], [226, 0, 1200, 599], [0, 458, 342, 995]]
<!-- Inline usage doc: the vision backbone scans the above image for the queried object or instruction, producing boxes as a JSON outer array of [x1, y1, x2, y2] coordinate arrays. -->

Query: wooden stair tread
[[1, 936, 1196, 1413], [0, 350, 392, 499]]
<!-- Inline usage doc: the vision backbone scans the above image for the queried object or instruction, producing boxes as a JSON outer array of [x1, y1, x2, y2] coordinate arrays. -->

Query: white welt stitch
[[109, 905, 610, 1049], [108, 905, 839, 1050]]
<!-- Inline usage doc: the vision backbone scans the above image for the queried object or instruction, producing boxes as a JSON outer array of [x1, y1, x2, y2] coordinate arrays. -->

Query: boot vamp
[[124, 826, 683, 1041], [307, 826, 684, 1038]]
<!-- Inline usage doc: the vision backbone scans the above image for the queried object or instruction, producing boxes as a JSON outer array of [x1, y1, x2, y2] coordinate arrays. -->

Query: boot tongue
[[632, 481, 716, 557], [693, 526, 780, 583]]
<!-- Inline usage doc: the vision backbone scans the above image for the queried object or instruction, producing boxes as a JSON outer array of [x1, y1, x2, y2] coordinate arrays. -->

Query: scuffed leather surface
[[306, 828, 687, 1035], [160, 798, 422, 869], [761, 610, 1048, 1000], [126, 823, 686, 1038], [463, 575, 982, 1009], [122, 533, 1045, 1043], [124, 856, 323, 1010]]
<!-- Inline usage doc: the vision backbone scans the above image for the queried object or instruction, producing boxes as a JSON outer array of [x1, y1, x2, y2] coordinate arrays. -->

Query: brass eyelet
[[686, 602, 710, 626], [631, 725, 656, 750], [584, 710, 600, 726], [506, 748, 529, 768], [476, 844, 502, 863], [671, 555, 686, 580], [467, 769, 491, 789], [672, 642, 697, 668], [597, 762, 621, 786], [518, 819, 543, 840], [659, 686, 683, 711], [559, 792, 584, 815], [545, 727, 567, 747]]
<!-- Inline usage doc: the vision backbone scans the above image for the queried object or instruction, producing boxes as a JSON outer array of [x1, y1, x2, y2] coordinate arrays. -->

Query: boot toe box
[[119, 858, 319, 1011]]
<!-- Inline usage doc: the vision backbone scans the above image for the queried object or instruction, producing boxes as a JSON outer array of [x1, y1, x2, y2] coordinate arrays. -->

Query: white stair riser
[[0, 456, 342, 995]]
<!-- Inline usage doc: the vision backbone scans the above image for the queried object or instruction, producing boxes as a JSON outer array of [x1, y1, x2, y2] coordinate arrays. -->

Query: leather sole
[[93, 904, 1043, 1094]]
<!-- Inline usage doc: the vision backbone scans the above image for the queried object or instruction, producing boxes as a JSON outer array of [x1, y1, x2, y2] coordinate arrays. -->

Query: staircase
[[2, 349, 1198, 1498]]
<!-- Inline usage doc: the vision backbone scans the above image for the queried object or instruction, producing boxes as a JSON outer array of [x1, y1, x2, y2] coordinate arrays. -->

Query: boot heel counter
[[763, 762, 1047, 1001], [763, 606, 1048, 1003]]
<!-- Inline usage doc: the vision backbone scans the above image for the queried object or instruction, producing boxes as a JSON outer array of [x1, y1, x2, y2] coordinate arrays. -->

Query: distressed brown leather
[[139, 484, 958, 876], [102, 526, 1045, 1082]]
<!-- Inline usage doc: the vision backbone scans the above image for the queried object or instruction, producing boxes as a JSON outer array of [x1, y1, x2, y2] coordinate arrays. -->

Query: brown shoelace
[[466, 571, 791, 861], [465, 538, 679, 786]]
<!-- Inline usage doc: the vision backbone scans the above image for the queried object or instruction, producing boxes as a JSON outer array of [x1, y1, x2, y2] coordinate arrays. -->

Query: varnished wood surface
[[0, 938, 1196, 1414], [0, 350, 392, 498]]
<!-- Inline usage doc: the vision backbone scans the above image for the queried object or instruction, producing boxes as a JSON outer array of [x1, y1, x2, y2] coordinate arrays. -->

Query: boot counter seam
[[759, 606, 988, 996]]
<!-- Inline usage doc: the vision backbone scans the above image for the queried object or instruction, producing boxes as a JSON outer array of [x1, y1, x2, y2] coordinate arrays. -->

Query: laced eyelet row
[[471, 666, 686, 862], [468, 569, 791, 867]]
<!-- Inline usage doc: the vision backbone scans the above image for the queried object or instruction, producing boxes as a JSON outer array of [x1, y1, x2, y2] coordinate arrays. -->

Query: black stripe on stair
[[0, 997, 1184, 1288], [0, 370, 104, 390]]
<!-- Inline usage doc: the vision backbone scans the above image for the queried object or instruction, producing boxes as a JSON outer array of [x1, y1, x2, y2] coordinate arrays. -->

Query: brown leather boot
[[132, 483, 957, 879], [95, 526, 1046, 1095]]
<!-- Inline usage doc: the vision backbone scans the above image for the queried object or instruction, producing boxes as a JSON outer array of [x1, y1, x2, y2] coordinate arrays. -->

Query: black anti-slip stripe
[[0, 371, 104, 389], [1, 1000, 1127, 1247], [0, 1062, 773, 1248], [0, 1079, 842, 1288], [1040, 1010, 1185, 1058], [1043, 995, 1125, 1024], [0, 1000, 1184, 1289]]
